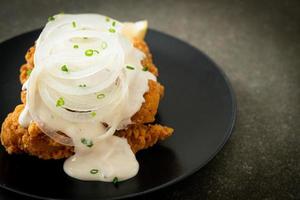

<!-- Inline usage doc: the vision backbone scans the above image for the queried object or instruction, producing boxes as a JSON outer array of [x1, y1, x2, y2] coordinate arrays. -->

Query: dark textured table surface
[[0, 0, 299, 199]]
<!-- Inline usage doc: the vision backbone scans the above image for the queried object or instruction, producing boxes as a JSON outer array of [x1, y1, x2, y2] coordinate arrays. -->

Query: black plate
[[0, 29, 236, 200]]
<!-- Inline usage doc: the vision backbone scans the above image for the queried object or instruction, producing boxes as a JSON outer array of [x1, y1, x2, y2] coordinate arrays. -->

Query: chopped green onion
[[56, 97, 64, 107], [90, 169, 99, 174], [73, 44, 79, 49], [85, 49, 94, 56], [91, 111, 96, 117], [78, 84, 87, 87], [85, 49, 99, 56], [112, 21, 116, 27], [101, 41, 108, 49], [81, 138, 93, 148], [72, 21, 76, 28], [61, 65, 69, 72], [126, 65, 135, 70], [83, 37, 88, 39], [48, 16, 55, 21], [142, 66, 148, 71], [106, 17, 110, 22], [26, 69, 32, 76], [113, 177, 118, 185], [109, 28, 116, 33], [97, 94, 105, 99]]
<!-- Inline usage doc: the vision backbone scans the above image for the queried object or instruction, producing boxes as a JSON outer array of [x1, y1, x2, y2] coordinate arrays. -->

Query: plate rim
[[0, 28, 237, 200]]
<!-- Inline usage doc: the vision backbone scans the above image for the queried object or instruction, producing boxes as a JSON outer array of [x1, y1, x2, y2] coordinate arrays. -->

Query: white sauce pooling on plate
[[18, 14, 156, 182]]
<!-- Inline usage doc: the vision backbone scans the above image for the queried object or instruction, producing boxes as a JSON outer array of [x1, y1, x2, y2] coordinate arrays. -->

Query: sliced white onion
[[23, 14, 154, 146]]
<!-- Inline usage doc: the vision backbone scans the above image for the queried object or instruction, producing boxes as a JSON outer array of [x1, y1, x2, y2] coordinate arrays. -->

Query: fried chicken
[[1, 38, 173, 159]]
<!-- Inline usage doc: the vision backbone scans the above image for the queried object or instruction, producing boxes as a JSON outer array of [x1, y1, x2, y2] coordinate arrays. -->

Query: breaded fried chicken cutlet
[[1, 14, 173, 182], [1, 39, 173, 158]]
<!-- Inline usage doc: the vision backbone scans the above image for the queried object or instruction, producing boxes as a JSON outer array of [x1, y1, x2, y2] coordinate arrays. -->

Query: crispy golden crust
[[20, 46, 34, 85], [1, 105, 173, 158], [133, 38, 158, 76], [116, 124, 173, 154], [1, 105, 74, 159], [1, 38, 173, 159], [132, 80, 164, 123]]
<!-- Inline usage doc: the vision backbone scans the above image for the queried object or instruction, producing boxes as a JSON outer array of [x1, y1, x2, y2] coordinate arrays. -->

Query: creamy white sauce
[[18, 14, 155, 182]]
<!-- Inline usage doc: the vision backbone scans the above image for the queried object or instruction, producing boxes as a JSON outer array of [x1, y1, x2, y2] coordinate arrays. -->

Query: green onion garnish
[[126, 65, 135, 70], [85, 49, 94, 56], [81, 138, 93, 148], [113, 177, 118, 185], [97, 94, 105, 99], [83, 37, 88, 39], [109, 28, 116, 33], [61, 65, 69, 72], [106, 17, 110, 22], [56, 97, 65, 107], [142, 66, 148, 71], [85, 49, 99, 56], [91, 111, 96, 117], [78, 84, 87, 87], [112, 21, 116, 27], [48, 16, 55, 22], [73, 44, 79, 49], [72, 21, 76, 28], [26, 69, 32, 76], [90, 169, 99, 174], [101, 41, 108, 49]]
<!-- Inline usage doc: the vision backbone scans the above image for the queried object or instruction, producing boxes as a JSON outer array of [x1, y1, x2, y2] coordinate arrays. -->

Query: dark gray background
[[0, 0, 299, 199]]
